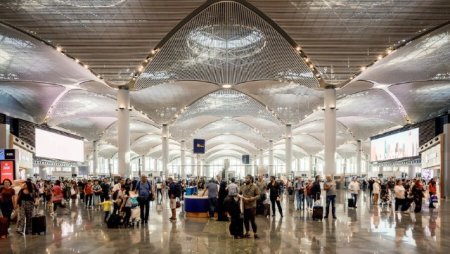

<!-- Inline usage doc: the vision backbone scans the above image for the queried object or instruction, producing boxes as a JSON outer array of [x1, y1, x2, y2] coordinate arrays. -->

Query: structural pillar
[[117, 87, 130, 178], [253, 154, 257, 176], [309, 155, 314, 177], [408, 165, 415, 178], [141, 155, 146, 176], [324, 86, 336, 176], [108, 159, 112, 177], [269, 140, 274, 176], [196, 154, 201, 176], [162, 124, 169, 178], [93, 140, 98, 177], [285, 124, 292, 175], [0, 124, 11, 148], [180, 140, 186, 179], [356, 140, 362, 176]]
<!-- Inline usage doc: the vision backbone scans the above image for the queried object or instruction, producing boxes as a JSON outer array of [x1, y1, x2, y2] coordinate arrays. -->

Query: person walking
[[203, 178, 219, 219], [294, 177, 305, 210], [136, 175, 152, 224], [394, 179, 406, 212], [267, 176, 283, 217], [348, 178, 360, 208], [239, 175, 260, 239], [411, 179, 425, 213], [428, 178, 437, 209], [323, 175, 337, 219], [373, 180, 381, 205], [16, 181, 37, 235]]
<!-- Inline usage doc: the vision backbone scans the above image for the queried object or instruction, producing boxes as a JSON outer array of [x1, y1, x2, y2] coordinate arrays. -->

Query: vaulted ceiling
[[0, 0, 449, 162]]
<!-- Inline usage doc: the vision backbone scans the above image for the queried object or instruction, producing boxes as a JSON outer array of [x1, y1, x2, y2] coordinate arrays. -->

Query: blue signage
[[0, 149, 4, 160], [193, 139, 205, 154]]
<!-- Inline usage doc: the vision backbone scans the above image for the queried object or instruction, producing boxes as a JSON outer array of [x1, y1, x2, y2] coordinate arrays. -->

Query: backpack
[[172, 182, 182, 198]]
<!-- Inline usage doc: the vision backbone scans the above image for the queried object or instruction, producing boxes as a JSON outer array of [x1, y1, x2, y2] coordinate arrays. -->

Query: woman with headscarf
[[217, 180, 228, 221]]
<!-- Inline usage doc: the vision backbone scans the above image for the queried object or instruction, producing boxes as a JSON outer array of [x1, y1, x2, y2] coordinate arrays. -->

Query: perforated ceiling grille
[[174, 89, 281, 128], [135, 1, 318, 90]]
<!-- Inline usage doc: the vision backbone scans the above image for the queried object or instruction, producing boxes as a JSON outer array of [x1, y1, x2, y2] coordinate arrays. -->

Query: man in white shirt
[[348, 178, 360, 208]]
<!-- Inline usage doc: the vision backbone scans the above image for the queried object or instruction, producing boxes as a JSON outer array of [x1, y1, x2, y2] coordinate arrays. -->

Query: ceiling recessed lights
[[222, 84, 232, 89]]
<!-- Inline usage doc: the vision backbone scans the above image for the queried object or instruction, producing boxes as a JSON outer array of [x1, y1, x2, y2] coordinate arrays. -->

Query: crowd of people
[[0, 174, 440, 239]]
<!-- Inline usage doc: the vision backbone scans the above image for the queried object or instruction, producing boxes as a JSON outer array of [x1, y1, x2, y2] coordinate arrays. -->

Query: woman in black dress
[[217, 181, 228, 221]]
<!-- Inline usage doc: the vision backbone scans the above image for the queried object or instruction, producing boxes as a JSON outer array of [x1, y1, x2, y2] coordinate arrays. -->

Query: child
[[100, 196, 113, 223]]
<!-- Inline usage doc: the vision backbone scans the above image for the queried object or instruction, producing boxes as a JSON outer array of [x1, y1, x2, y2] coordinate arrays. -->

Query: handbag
[[176, 200, 181, 208], [70, 188, 76, 196], [430, 195, 438, 203]]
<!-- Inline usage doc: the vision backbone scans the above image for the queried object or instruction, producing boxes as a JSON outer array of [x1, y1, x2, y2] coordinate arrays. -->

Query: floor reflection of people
[[411, 213, 425, 248], [269, 218, 282, 253], [169, 220, 182, 252]]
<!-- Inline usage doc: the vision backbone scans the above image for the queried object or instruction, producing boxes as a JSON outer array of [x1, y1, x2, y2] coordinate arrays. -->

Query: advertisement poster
[[0, 160, 14, 183]]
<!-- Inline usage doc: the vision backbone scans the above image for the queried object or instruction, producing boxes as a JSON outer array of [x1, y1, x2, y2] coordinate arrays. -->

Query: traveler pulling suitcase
[[31, 214, 46, 235], [312, 194, 323, 221]]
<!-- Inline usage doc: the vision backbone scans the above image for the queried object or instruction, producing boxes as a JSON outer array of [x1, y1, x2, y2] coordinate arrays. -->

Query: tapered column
[[309, 155, 314, 177], [162, 124, 169, 178], [285, 124, 292, 175], [324, 86, 336, 176], [108, 159, 112, 177], [93, 140, 98, 177], [117, 87, 130, 177], [258, 149, 264, 174], [196, 154, 201, 176], [356, 140, 362, 176], [141, 155, 146, 176], [180, 140, 186, 179], [269, 140, 274, 176]]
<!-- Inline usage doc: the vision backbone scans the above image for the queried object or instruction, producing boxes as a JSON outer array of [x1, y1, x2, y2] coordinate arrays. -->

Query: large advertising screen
[[0, 161, 14, 183], [35, 129, 84, 162], [370, 128, 419, 162]]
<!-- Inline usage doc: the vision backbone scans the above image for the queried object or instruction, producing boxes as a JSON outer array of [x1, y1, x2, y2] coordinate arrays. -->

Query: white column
[[141, 155, 146, 176], [365, 154, 370, 173], [196, 154, 201, 176], [259, 149, 264, 174], [324, 87, 336, 176], [108, 158, 112, 177], [93, 140, 98, 177], [162, 124, 169, 178], [443, 124, 450, 198], [253, 154, 257, 176], [408, 165, 415, 178], [269, 140, 274, 176], [180, 140, 186, 179], [309, 155, 314, 177], [356, 140, 362, 176], [0, 124, 11, 148], [285, 124, 292, 175], [117, 87, 130, 178]]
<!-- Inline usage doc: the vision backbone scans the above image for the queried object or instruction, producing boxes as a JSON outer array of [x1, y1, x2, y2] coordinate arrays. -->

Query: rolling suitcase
[[312, 206, 323, 220], [348, 198, 355, 208], [31, 214, 46, 235], [263, 203, 270, 217], [312, 194, 323, 220]]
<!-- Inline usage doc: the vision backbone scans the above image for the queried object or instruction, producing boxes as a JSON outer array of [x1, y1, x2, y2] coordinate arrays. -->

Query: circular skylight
[[187, 25, 266, 59]]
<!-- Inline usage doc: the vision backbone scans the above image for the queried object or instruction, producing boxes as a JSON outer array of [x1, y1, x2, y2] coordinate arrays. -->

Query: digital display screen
[[370, 128, 419, 162], [35, 128, 84, 162]]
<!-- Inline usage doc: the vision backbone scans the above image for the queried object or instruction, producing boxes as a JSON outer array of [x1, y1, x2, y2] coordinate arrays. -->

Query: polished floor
[[0, 190, 447, 254]]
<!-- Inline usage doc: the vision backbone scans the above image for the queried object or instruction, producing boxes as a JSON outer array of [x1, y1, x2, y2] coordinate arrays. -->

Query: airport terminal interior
[[0, 0, 450, 253]]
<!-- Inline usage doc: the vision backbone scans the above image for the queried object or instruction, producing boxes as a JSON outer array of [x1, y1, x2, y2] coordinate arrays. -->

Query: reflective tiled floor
[[0, 190, 447, 254]]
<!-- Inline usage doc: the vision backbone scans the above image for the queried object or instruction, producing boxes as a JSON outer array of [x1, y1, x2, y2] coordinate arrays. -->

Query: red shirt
[[0, 187, 15, 204], [84, 184, 93, 195], [429, 183, 437, 194], [52, 185, 63, 202]]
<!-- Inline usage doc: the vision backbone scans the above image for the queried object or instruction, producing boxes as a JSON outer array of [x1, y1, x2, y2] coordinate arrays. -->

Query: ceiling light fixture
[[360, 66, 366, 71], [377, 55, 383, 60], [56, 46, 62, 52], [222, 84, 232, 89], [74, 58, 80, 63], [84, 64, 89, 69]]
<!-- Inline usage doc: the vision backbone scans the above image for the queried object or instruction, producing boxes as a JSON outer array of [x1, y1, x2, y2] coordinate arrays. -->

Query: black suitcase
[[312, 206, 323, 220], [256, 202, 265, 215], [107, 214, 122, 228], [348, 198, 355, 208], [31, 215, 46, 235]]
